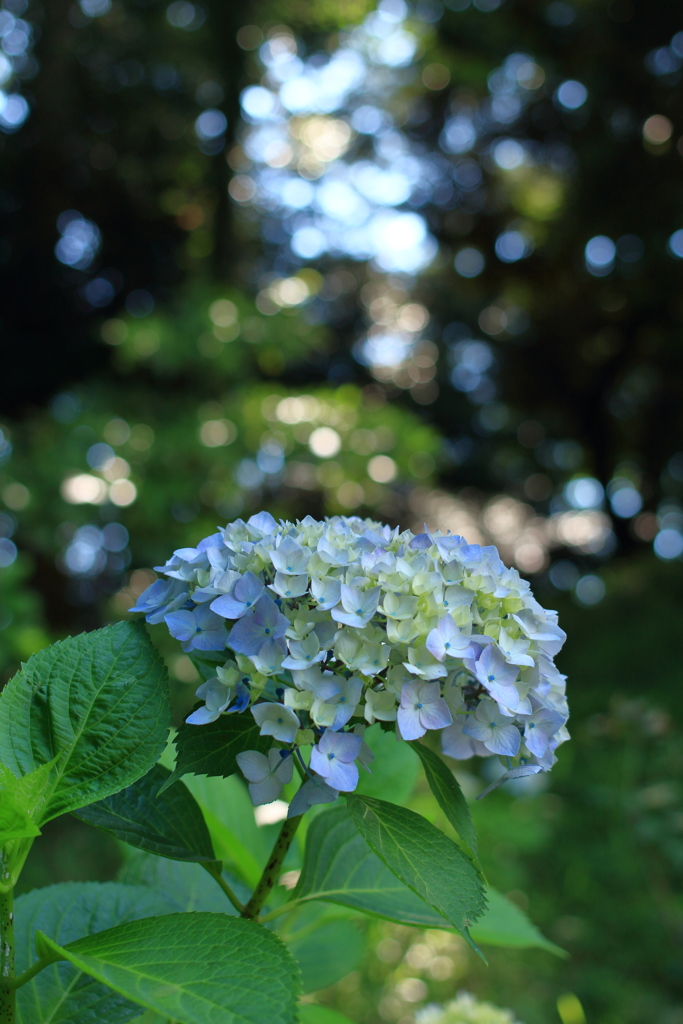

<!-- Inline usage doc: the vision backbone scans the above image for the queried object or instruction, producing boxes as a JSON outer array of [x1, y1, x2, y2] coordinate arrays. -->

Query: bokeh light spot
[[2, 482, 29, 510], [549, 560, 579, 590], [61, 474, 108, 505], [109, 479, 137, 507], [336, 481, 364, 508], [166, 2, 205, 30], [195, 108, 227, 140], [367, 454, 397, 483], [554, 80, 587, 110], [643, 114, 672, 145], [199, 419, 237, 447], [654, 529, 683, 560], [495, 230, 531, 262], [609, 485, 642, 518], [564, 477, 604, 509], [422, 63, 450, 90], [309, 426, 342, 458], [0, 537, 17, 568], [574, 575, 606, 606], [667, 230, 683, 258], [454, 247, 485, 278], [79, 0, 111, 15], [585, 235, 615, 275]]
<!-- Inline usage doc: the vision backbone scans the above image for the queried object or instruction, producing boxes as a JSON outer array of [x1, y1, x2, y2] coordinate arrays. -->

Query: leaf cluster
[[0, 621, 561, 1024]]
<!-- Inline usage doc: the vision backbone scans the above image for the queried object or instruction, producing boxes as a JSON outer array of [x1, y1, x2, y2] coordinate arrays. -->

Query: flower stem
[[0, 888, 15, 1024], [201, 862, 244, 914], [241, 814, 302, 921], [257, 898, 303, 924]]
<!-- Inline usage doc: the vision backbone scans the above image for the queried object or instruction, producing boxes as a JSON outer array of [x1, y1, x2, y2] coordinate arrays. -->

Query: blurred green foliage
[[313, 560, 683, 1024], [0, 556, 50, 670]]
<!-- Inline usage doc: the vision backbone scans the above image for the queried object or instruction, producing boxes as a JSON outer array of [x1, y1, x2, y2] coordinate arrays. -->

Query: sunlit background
[[1, 1, 682, 1023]]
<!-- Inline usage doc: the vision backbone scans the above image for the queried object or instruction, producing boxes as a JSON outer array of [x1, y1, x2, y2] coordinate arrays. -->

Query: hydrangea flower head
[[134, 513, 569, 809]]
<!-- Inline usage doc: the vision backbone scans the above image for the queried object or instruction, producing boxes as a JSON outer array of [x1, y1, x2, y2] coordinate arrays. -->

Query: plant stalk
[[0, 887, 15, 1024], [201, 862, 244, 914], [241, 814, 302, 920], [258, 898, 303, 925]]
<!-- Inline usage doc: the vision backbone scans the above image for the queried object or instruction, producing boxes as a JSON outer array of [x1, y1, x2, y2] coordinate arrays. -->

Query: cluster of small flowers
[[131, 512, 569, 816], [417, 992, 523, 1024]]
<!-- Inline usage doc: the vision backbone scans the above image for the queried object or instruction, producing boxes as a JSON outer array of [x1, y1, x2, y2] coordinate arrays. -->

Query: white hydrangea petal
[[236, 749, 271, 783], [270, 571, 309, 599], [251, 702, 300, 742], [185, 705, 222, 725], [311, 577, 342, 606], [441, 718, 477, 760], [273, 752, 295, 784], [397, 704, 426, 741], [248, 775, 284, 806]]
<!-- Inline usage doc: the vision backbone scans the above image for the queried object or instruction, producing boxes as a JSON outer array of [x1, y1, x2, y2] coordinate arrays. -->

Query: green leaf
[[73, 764, 215, 863], [0, 761, 60, 889], [470, 887, 567, 957], [0, 786, 40, 846], [161, 712, 270, 792], [15, 881, 176, 1024], [287, 917, 365, 993], [346, 795, 487, 945], [0, 622, 171, 822], [0, 759, 57, 817], [181, 774, 272, 888], [298, 1005, 357, 1024], [0, 762, 54, 845], [294, 805, 451, 928], [292, 809, 559, 954], [118, 849, 249, 913], [35, 912, 301, 1024], [129, 1014, 172, 1024], [130, 1002, 359, 1024], [355, 725, 419, 804], [409, 742, 478, 859]]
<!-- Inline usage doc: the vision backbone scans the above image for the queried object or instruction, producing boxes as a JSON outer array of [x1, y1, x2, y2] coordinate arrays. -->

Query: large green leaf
[[290, 808, 559, 953], [161, 712, 270, 791], [14, 881, 175, 1024], [129, 1015, 171, 1024], [35, 912, 301, 1024], [287, 916, 365, 993], [409, 742, 479, 860], [470, 887, 567, 956], [299, 1006, 357, 1024], [294, 805, 451, 927], [346, 795, 486, 944], [118, 849, 249, 914], [73, 764, 215, 863], [355, 725, 419, 804], [130, 999, 356, 1024], [0, 622, 171, 821]]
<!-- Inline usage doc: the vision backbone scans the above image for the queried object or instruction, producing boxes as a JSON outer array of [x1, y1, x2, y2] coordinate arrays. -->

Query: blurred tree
[[1, 0, 682, 547], [416, 0, 683, 545], [224, 0, 683, 556], [0, 0, 245, 412]]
